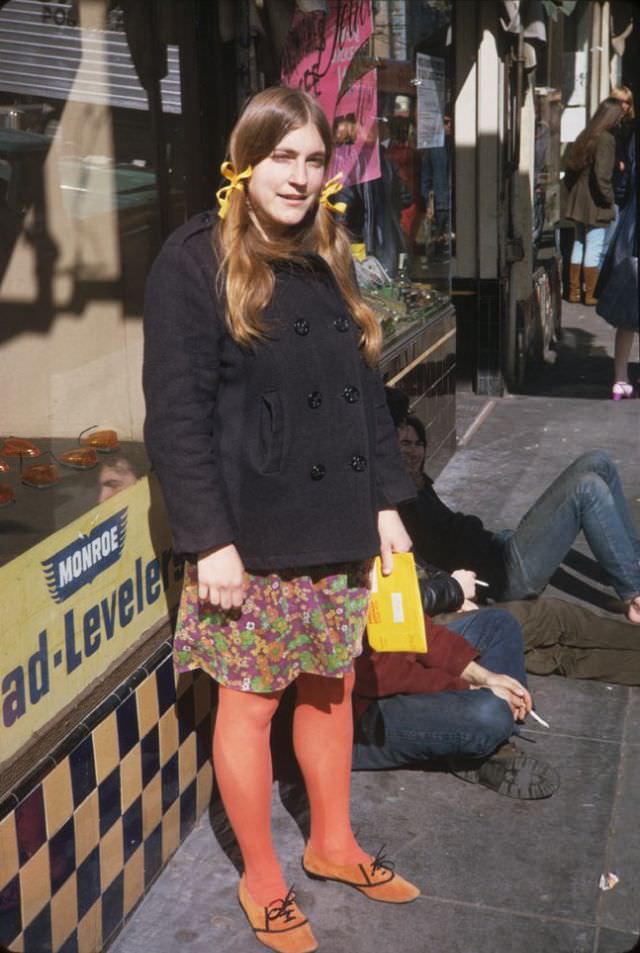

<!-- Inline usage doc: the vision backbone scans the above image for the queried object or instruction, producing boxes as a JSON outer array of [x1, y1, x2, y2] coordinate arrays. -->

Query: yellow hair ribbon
[[319, 173, 347, 214], [216, 161, 253, 220]]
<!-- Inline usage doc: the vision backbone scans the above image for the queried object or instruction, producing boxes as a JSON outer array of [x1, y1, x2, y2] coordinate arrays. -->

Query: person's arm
[[592, 134, 616, 208], [461, 660, 531, 720], [418, 562, 465, 615], [355, 639, 473, 700], [143, 240, 235, 558]]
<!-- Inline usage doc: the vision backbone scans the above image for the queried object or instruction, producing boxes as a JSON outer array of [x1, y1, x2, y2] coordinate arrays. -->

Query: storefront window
[[279, 0, 453, 344], [0, 0, 185, 564]]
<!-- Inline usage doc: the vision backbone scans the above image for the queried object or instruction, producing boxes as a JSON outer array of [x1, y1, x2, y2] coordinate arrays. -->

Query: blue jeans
[[352, 609, 524, 770], [498, 450, 640, 601], [570, 223, 607, 269]]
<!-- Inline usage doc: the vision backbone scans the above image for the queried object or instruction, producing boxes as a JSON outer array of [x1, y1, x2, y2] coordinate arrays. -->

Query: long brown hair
[[566, 98, 625, 172], [214, 86, 381, 365]]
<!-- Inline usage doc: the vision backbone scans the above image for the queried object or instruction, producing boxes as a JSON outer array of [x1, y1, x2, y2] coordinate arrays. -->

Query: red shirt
[[353, 616, 479, 721]]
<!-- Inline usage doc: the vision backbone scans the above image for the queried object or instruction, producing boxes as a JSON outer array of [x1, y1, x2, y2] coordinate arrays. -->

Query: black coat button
[[334, 316, 350, 332], [307, 391, 322, 409], [343, 385, 360, 403], [294, 318, 310, 336], [310, 464, 326, 480], [350, 455, 367, 472]]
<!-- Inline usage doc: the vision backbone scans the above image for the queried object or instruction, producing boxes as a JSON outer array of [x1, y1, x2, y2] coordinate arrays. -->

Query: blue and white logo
[[42, 509, 128, 603]]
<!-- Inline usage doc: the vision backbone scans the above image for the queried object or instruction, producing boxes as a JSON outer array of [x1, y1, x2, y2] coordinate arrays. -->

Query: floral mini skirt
[[173, 560, 370, 693]]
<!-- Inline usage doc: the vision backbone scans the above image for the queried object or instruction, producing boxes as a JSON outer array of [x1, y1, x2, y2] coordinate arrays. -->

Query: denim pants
[[497, 450, 640, 602], [570, 223, 607, 269], [352, 609, 524, 770]]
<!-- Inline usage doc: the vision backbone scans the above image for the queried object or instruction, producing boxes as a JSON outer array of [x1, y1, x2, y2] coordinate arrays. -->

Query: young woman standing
[[564, 97, 624, 305], [143, 87, 419, 953]]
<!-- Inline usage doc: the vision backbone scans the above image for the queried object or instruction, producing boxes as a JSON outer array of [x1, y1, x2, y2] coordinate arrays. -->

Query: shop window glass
[[278, 0, 453, 346], [0, 0, 185, 564]]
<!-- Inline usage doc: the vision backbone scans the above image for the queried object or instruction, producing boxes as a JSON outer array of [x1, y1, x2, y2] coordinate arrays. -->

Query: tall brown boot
[[584, 266, 599, 305], [567, 263, 581, 303]]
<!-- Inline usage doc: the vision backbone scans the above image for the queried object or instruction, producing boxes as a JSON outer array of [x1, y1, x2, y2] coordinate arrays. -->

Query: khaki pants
[[435, 597, 640, 685]]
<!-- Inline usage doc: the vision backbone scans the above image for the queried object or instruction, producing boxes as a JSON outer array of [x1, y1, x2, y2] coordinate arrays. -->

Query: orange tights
[[213, 672, 368, 906]]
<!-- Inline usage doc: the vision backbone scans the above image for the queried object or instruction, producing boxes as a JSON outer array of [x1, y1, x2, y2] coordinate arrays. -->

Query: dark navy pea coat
[[143, 212, 415, 569]]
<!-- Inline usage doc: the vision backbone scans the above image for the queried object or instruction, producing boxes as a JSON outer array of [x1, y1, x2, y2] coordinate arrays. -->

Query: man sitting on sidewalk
[[386, 392, 640, 624], [352, 606, 560, 800]]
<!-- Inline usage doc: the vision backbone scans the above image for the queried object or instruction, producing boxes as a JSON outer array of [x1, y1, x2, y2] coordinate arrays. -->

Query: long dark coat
[[563, 130, 616, 227], [595, 125, 639, 330], [143, 213, 415, 567]]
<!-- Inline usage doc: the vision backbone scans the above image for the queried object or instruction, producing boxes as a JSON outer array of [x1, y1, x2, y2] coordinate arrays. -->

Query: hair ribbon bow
[[216, 161, 253, 219], [319, 173, 347, 214]]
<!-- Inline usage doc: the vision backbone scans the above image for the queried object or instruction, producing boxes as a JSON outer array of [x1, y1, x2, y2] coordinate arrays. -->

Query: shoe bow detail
[[266, 886, 299, 926], [369, 844, 395, 881]]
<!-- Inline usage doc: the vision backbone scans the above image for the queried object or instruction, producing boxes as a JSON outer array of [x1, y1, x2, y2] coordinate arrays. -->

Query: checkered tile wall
[[0, 641, 216, 953]]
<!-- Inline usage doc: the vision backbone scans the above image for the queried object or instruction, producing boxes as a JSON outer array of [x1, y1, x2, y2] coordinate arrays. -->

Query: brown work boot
[[567, 263, 581, 303], [583, 266, 599, 305]]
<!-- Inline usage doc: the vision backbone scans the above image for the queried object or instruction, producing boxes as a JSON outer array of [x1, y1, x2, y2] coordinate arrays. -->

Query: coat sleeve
[[143, 240, 236, 557], [417, 563, 465, 615], [592, 134, 615, 208], [369, 370, 416, 509]]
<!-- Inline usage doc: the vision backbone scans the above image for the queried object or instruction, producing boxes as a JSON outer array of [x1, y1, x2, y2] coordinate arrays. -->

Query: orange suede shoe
[[302, 844, 420, 903], [237, 876, 318, 953]]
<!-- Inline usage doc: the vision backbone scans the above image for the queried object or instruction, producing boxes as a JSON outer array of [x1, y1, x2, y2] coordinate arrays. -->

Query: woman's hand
[[197, 544, 246, 610], [452, 568, 478, 601], [377, 509, 412, 576]]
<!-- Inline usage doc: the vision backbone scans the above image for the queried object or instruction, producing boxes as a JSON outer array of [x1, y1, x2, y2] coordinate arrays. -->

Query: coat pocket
[[259, 390, 285, 473]]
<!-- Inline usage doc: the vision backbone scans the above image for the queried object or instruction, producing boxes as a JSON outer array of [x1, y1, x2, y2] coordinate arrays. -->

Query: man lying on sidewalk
[[387, 389, 640, 624], [420, 560, 640, 685], [352, 606, 560, 800]]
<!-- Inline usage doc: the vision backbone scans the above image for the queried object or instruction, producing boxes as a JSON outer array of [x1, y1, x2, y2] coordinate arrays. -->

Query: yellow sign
[[0, 475, 182, 767]]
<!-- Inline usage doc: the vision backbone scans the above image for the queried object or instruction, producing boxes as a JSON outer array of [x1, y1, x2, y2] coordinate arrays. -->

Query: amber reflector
[[0, 484, 16, 506], [59, 447, 99, 470], [21, 463, 60, 488], [2, 437, 42, 458], [81, 429, 120, 452]]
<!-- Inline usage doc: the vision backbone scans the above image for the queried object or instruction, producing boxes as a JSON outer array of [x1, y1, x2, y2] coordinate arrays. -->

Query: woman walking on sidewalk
[[144, 87, 419, 953], [595, 117, 639, 400], [563, 97, 624, 305]]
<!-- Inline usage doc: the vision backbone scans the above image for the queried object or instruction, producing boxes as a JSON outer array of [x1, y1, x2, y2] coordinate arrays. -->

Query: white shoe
[[612, 381, 635, 401]]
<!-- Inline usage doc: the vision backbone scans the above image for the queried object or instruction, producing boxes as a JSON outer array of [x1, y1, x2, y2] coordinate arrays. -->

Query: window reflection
[[0, 0, 186, 562]]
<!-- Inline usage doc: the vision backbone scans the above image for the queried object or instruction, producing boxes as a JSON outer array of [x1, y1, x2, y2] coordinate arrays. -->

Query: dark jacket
[[341, 147, 412, 277], [353, 621, 479, 721], [416, 561, 464, 615], [399, 476, 507, 596], [595, 124, 638, 331], [564, 130, 616, 227], [143, 213, 415, 566]]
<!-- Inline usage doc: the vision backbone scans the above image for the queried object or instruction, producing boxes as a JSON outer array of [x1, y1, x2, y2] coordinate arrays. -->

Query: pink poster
[[281, 0, 380, 186]]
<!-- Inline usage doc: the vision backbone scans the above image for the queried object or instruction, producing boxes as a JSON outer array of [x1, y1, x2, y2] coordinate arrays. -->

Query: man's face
[[98, 462, 137, 502], [397, 423, 426, 478]]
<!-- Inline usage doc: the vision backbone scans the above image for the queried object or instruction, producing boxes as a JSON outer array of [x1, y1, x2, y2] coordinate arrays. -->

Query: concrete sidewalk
[[110, 302, 640, 953]]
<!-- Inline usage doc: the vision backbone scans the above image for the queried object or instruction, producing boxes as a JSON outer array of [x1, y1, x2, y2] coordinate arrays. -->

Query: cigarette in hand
[[529, 709, 550, 728], [475, 579, 489, 588]]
